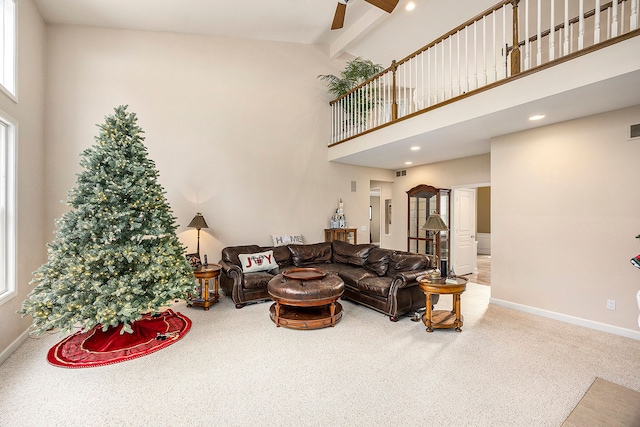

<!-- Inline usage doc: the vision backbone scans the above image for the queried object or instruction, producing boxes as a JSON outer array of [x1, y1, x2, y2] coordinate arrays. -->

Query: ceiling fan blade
[[331, 2, 347, 30], [364, 0, 399, 14]]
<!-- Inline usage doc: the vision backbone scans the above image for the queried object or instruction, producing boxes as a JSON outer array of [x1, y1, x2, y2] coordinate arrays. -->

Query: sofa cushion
[[221, 245, 262, 267], [288, 242, 332, 267], [238, 250, 278, 273], [364, 247, 394, 276], [387, 252, 430, 277], [261, 245, 292, 267], [271, 245, 292, 267], [357, 276, 393, 297], [338, 268, 377, 287], [310, 263, 360, 276], [243, 271, 275, 289], [332, 240, 374, 267]]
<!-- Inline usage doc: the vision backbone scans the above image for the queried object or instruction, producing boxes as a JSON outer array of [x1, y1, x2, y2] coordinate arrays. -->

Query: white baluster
[[564, 0, 569, 55], [331, 102, 340, 142], [412, 56, 420, 111], [524, 0, 530, 70], [570, 20, 574, 52], [420, 52, 424, 110], [339, 98, 343, 140], [429, 47, 433, 106], [578, 0, 584, 49], [359, 84, 364, 132], [503, 4, 508, 78], [350, 92, 355, 137], [621, 0, 626, 34], [492, 11, 497, 82], [457, 31, 461, 95], [387, 72, 391, 122], [441, 40, 445, 101], [449, 35, 453, 98], [466, 25, 470, 91], [482, 16, 487, 86], [595, 0, 601, 43], [550, 0, 555, 60], [612, 0, 619, 36], [537, 0, 542, 66], [632, 0, 639, 30], [434, 43, 438, 103], [403, 61, 407, 116], [375, 76, 380, 127], [473, 21, 478, 88], [413, 56, 420, 111]]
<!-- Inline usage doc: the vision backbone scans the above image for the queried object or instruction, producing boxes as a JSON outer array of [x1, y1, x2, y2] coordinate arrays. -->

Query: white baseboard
[[0, 328, 30, 366], [490, 298, 640, 341]]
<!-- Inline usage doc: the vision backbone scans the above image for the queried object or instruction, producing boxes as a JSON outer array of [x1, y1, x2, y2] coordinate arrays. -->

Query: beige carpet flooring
[[1, 283, 639, 426]]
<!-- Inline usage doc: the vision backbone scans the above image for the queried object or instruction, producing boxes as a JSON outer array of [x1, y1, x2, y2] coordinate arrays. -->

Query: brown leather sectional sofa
[[218, 240, 437, 321]]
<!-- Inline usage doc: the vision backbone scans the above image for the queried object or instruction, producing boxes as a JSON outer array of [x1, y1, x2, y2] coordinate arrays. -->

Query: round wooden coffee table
[[267, 269, 344, 330], [418, 276, 468, 332]]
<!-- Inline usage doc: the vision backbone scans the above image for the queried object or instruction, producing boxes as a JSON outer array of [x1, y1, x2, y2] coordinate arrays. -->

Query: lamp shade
[[187, 213, 209, 230], [422, 213, 448, 232]]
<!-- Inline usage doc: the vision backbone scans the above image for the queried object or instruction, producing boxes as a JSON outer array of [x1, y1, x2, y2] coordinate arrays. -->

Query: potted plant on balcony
[[318, 57, 384, 132]]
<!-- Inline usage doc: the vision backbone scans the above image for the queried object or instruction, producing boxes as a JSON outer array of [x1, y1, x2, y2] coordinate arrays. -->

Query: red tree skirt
[[47, 309, 191, 368]]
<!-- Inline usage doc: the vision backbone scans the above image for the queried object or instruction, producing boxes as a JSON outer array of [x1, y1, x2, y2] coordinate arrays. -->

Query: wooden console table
[[324, 228, 357, 244], [189, 264, 221, 311]]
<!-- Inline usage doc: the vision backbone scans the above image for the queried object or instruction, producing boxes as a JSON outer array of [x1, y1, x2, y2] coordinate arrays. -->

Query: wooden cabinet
[[406, 185, 450, 270], [324, 228, 357, 245]]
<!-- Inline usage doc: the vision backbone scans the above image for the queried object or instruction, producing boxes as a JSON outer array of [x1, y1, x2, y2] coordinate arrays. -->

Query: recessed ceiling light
[[529, 114, 546, 121], [410, 146, 420, 151], [405, 161, 413, 165], [406, 2, 416, 11]]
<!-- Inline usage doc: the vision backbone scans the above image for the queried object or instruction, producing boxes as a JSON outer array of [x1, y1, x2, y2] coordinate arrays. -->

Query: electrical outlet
[[607, 299, 616, 310], [360, 225, 367, 232]]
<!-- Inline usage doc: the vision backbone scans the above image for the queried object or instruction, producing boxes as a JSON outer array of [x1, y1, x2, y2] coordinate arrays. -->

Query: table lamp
[[188, 212, 209, 256], [422, 212, 448, 280]]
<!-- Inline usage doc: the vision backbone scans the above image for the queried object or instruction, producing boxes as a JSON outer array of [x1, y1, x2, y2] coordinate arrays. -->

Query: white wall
[[43, 25, 393, 265], [0, 0, 46, 358], [492, 105, 640, 333]]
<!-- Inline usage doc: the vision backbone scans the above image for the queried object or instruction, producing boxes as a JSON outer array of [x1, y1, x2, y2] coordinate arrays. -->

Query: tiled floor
[[465, 254, 491, 285]]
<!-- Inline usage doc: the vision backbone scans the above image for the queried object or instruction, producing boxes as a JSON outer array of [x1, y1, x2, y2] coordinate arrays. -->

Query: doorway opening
[[451, 183, 491, 284], [369, 188, 381, 246]]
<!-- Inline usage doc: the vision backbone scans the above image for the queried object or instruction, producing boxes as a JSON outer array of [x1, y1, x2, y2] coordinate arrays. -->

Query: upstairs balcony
[[327, 0, 640, 171]]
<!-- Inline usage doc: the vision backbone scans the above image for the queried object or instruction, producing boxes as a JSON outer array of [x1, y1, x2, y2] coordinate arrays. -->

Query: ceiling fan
[[331, 0, 400, 30]]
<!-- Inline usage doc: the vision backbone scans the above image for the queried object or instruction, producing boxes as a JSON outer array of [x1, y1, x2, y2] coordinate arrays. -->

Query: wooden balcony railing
[[329, 0, 639, 146]]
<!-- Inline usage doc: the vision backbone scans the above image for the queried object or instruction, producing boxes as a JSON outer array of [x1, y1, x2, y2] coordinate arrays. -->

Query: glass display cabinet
[[406, 185, 451, 270]]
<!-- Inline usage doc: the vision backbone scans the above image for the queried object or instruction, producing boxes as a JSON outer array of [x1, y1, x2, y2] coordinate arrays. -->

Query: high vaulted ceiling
[[33, 0, 497, 65], [33, 1, 640, 170]]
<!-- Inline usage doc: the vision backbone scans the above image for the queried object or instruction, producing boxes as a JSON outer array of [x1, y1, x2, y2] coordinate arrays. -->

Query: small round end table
[[189, 264, 221, 311], [418, 276, 468, 332]]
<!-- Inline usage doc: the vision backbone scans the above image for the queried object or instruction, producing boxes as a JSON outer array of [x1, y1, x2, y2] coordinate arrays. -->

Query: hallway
[[465, 255, 491, 286]]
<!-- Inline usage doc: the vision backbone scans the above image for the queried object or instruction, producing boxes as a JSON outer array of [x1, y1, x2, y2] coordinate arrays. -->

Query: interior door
[[452, 188, 477, 275]]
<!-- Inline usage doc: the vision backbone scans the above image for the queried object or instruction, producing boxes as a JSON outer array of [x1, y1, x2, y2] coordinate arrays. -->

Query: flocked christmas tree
[[19, 105, 197, 335]]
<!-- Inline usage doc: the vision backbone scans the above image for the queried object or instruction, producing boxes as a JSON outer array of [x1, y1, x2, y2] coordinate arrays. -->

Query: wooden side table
[[324, 228, 357, 244], [189, 264, 221, 311], [418, 276, 468, 332]]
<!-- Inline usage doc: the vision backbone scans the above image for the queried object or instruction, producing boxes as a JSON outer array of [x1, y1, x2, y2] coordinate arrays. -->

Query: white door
[[452, 188, 477, 275]]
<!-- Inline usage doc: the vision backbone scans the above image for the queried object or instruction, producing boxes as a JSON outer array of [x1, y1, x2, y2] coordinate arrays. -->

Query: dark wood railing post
[[391, 60, 398, 121], [511, 0, 521, 74]]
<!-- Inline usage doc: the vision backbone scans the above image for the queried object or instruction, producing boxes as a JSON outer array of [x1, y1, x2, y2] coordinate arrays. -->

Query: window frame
[[0, 110, 16, 305], [0, 0, 16, 100]]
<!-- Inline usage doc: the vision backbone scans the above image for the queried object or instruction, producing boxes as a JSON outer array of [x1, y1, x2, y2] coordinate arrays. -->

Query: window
[[0, 112, 15, 304], [0, 0, 15, 98]]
